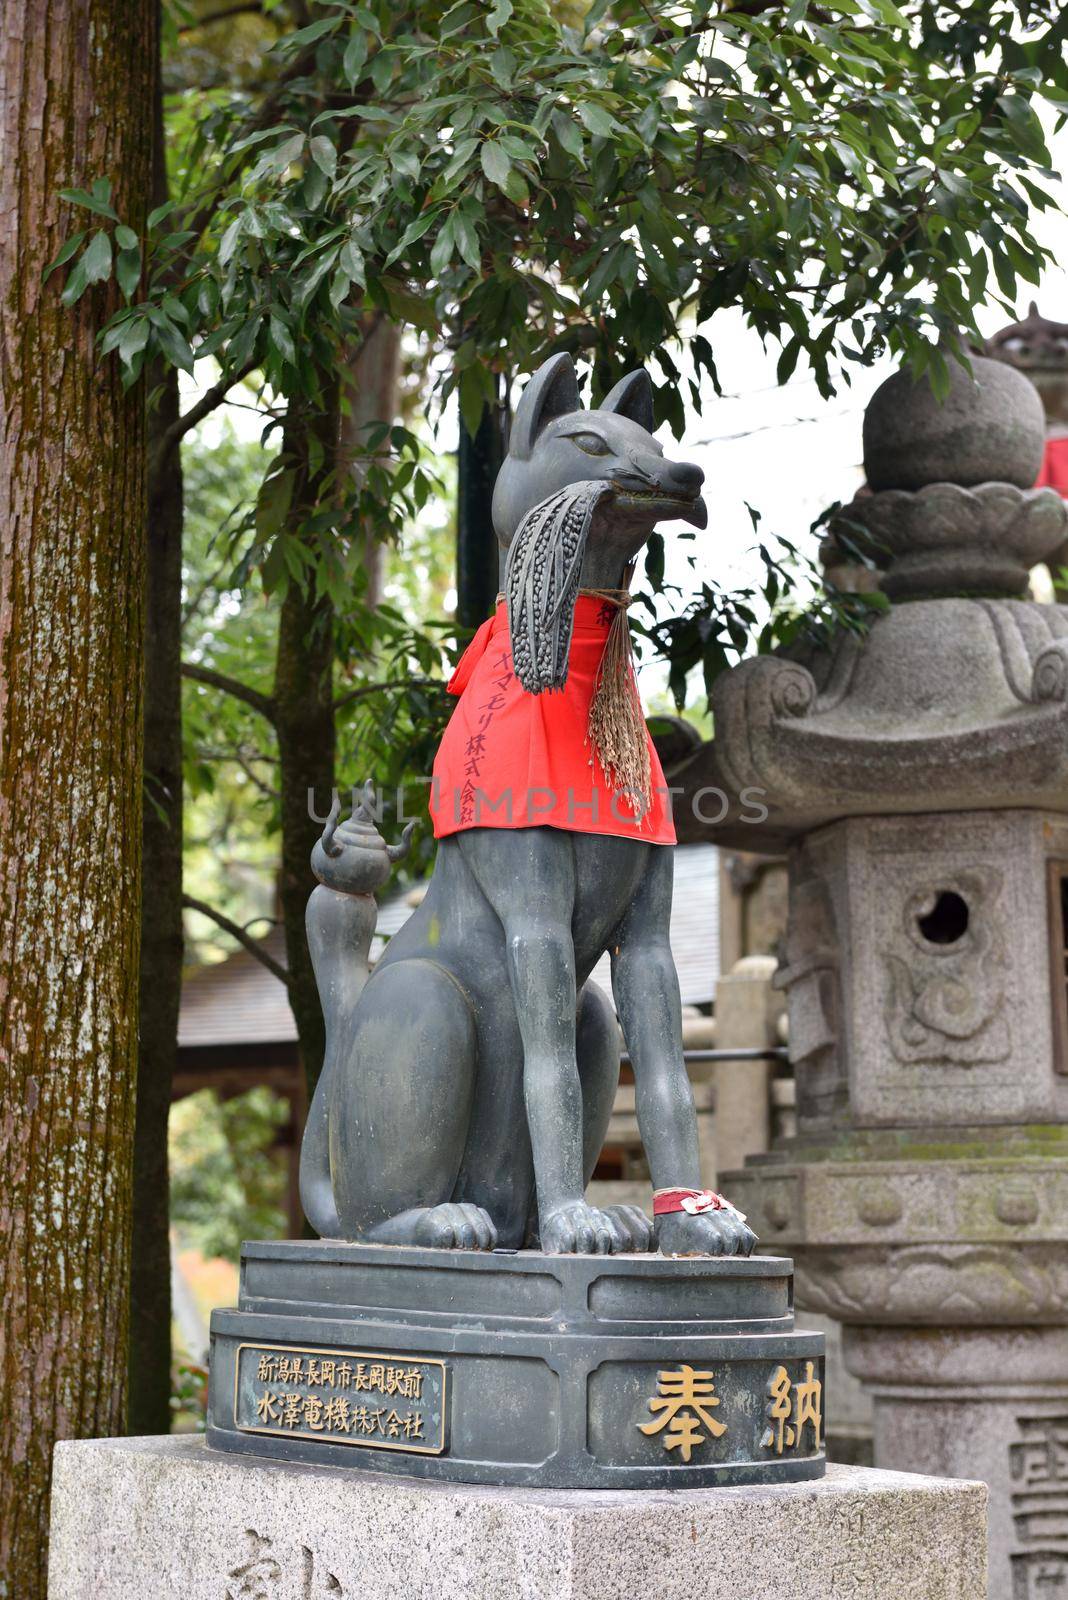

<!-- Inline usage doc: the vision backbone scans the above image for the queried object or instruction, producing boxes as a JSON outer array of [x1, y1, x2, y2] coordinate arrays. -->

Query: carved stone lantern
[[708, 353, 1068, 1600]]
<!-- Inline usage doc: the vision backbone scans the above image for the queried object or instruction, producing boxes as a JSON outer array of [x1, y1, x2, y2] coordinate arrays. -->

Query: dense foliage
[[66, 0, 1067, 402], [55, 0, 1068, 703]]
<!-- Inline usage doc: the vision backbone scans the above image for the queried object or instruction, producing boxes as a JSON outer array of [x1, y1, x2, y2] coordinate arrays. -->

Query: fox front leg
[[610, 846, 758, 1259], [458, 828, 626, 1255]]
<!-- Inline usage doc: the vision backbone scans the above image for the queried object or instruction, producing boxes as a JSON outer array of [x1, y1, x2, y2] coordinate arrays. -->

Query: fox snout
[[611, 453, 706, 527], [613, 452, 704, 500]]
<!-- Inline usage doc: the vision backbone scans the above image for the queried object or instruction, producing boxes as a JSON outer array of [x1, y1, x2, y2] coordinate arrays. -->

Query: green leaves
[[60, 229, 112, 305], [576, 101, 618, 139], [254, 461, 296, 547], [479, 139, 511, 189], [44, 231, 86, 283], [114, 225, 141, 300], [151, 309, 195, 374], [82, 229, 114, 283], [550, 110, 583, 161], [45, 0, 1068, 707], [309, 135, 337, 179], [268, 313, 297, 368], [343, 29, 369, 85], [855, 0, 909, 28], [59, 177, 118, 221], [440, 1, 481, 36], [52, 0, 1063, 423], [251, 132, 305, 182]]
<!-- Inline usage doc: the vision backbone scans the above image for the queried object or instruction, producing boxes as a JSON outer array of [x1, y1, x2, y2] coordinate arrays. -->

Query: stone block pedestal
[[48, 1435, 987, 1600]]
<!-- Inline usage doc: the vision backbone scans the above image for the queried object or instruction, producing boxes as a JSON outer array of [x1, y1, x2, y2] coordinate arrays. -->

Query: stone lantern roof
[[699, 353, 1068, 852]]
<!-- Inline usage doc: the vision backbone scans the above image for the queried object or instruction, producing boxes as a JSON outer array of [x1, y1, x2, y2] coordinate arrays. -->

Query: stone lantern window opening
[[914, 888, 971, 948]]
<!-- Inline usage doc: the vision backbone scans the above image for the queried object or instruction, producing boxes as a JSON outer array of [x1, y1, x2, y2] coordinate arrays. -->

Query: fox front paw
[[541, 1200, 622, 1255], [656, 1208, 758, 1258], [602, 1203, 655, 1252]]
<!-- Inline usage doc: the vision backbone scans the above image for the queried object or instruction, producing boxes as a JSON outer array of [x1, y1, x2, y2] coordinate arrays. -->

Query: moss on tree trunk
[[0, 2, 154, 1593]]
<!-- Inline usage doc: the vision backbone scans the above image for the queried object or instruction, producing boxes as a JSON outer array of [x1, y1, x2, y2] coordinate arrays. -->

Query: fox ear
[[599, 368, 654, 432], [509, 354, 579, 460]]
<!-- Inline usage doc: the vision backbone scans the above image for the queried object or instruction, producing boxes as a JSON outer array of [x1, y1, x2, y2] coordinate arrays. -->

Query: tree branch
[[194, 746, 281, 799], [182, 661, 276, 722], [183, 896, 290, 986], [179, 1, 265, 31], [332, 676, 441, 714], [234, 747, 281, 801], [154, 354, 261, 471]]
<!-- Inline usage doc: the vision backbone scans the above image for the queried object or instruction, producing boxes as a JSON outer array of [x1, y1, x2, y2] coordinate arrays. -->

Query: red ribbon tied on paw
[[653, 1187, 748, 1224]]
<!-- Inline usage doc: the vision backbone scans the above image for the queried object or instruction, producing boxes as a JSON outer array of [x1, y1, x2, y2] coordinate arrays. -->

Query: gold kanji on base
[[760, 1361, 823, 1455], [638, 1365, 727, 1462]]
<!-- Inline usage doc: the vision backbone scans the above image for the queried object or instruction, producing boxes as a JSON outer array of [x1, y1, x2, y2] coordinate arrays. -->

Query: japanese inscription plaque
[[207, 1242, 825, 1489], [235, 1344, 446, 1455]]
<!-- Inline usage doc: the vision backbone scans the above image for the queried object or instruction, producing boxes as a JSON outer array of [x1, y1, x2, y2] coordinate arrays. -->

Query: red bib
[[430, 597, 677, 844]]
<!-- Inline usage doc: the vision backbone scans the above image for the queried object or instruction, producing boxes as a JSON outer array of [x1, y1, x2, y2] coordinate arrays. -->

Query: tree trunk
[[339, 317, 401, 611], [274, 392, 339, 1108], [128, 14, 184, 1435], [457, 400, 505, 628], [0, 3, 154, 1595]]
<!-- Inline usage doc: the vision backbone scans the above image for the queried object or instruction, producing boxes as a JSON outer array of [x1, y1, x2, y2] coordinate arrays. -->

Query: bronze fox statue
[[299, 353, 757, 1259]]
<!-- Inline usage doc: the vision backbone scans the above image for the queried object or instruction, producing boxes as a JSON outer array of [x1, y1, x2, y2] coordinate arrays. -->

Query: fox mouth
[[612, 483, 708, 529]]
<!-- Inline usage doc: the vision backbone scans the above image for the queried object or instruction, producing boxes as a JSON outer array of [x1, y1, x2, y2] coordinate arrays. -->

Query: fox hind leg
[[329, 958, 494, 1248], [577, 980, 620, 1184]]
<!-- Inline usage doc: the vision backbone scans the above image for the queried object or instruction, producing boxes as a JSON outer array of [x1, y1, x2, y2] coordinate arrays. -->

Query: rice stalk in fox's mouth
[[505, 479, 610, 693], [505, 478, 651, 813]]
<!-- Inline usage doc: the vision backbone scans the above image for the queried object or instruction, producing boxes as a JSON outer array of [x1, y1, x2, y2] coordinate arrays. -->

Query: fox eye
[[569, 431, 611, 457]]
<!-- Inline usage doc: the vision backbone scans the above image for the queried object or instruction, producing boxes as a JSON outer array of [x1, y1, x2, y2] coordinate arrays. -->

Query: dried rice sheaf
[[505, 480, 651, 814]]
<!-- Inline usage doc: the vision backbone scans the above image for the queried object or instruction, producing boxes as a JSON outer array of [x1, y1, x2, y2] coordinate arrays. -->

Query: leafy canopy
[[54, 0, 1068, 700], [59, 0, 1065, 422]]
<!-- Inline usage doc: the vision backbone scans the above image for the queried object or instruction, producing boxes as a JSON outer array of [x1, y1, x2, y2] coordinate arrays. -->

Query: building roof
[[178, 925, 296, 1050], [178, 844, 719, 1053]]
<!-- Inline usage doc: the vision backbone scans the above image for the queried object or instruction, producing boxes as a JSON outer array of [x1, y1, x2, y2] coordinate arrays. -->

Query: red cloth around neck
[[430, 597, 676, 844]]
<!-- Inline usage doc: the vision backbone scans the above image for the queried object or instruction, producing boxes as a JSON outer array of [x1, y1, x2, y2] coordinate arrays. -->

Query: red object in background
[[1037, 437, 1068, 498], [430, 595, 677, 845]]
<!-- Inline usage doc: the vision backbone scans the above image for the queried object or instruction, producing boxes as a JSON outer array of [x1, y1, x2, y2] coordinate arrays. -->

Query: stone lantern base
[[845, 1326, 1068, 1600], [725, 1126, 1068, 1599]]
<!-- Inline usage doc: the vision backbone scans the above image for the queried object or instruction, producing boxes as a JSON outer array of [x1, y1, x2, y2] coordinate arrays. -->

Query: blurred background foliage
[[170, 1087, 289, 1260]]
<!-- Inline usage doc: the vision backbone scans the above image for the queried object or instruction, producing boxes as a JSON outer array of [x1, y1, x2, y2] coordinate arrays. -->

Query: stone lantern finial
[[704, 351, 1068, 853], [832, 353, 1061, 600]]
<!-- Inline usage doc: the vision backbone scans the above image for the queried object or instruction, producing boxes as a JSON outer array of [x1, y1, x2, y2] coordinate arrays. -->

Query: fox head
[[492, 355, 707, 695], [491, 353, 707, 590]]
